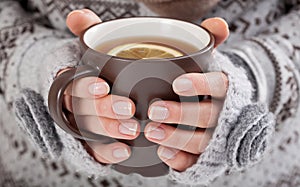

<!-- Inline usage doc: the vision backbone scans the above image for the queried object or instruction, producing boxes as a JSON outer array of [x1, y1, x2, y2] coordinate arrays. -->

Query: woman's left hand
[[145, 18, 230, 172]]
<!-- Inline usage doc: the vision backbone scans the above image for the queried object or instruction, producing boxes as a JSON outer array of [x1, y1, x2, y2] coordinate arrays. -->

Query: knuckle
[[96, 100, 108, 116], [221, 73, 229, 91], [200, 73, 210, 90], [167, 131, 179, 145], [85, 144, 110, 164], [102, 119, 119, 138], [208, 101, 223, 126], [200, 102, 213, 126], [190, 73, 207, 92], [172, 157, 187, 171], [196, 140, 204, 154], [202, 140, 210, 154], [93, 152, 110, 164], [187, 133, 202, 154], [172, 102, 182, 123], [197, 131, 212, 153]]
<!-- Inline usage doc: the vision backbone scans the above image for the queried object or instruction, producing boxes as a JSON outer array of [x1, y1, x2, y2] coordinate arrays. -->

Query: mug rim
[[80, 17, 215, 62]]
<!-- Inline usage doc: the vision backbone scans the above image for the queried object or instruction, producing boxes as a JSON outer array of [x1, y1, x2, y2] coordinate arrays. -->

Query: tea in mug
[[95, 36, 199, 59]]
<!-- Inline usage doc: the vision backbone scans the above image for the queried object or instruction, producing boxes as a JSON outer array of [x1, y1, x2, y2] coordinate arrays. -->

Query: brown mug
[[48, 17, 214, 177]]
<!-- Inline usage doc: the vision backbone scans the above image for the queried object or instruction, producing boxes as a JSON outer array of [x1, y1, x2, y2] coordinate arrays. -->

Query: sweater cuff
[[40, 38, 83, 105], [13, 36, 111, 176], [14, 89, 111, 176], [168, 51, 275, 185]]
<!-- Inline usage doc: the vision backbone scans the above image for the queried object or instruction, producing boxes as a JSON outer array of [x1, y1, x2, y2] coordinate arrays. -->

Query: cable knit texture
[[169, 51, 275, 185], [1, 0, 300, 186], [14, 89, 111, 176], [137, 0, 219, 21], [11, 36, 113, 176], [13, 49, 275, 185], [226, 104, 274, 170], [15, 89, 63, 158], [41, 39, 82, 102]]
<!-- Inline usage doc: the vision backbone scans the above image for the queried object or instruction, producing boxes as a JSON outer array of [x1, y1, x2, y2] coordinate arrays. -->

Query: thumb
[[201, 17, 230, 48], [66, 9, 101, 36]]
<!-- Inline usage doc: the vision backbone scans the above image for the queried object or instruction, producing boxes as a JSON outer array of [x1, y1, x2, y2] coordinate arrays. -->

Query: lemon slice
[[107, 43, 184, 59]]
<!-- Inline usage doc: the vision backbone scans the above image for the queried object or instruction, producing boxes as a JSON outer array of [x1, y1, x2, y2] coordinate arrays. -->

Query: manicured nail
[[112, 101, 132, 116], [119, 122, 138, 136], [146, 126, 165, 140], [173, 78, 193, 92], [81, 9, 96, 18], [113, 148, 130, 159], [149, 106, 169, 121], [159, 147, 176, 160], [67, 10, 85, 18], [81, 9, 93, 14], [88, 82, 109, 95]]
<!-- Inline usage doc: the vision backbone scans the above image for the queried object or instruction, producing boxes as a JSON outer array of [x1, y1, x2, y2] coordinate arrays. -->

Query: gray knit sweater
[[1, 0, 300, 186]]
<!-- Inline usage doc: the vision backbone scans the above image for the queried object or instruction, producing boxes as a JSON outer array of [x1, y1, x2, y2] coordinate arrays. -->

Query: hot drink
[[48, 17, 214, 177], [95, 36, 200, 59]]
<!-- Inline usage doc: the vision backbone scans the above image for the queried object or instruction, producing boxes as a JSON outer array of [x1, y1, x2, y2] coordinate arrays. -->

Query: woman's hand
[[145, 18, 230, 171], [61, 9, 229, 170], [60, 9, 140, 164]]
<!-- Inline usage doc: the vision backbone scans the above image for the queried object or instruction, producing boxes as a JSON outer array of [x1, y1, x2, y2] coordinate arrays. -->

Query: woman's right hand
[[58, 9, 140, 164]]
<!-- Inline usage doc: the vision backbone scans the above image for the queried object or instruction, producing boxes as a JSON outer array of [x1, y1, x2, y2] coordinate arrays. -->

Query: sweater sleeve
[[5, 0, 300, 184], [226, 7, 300, 121], [0, 1, 110, 176], [168, 51, 275, 185], [135, 0, 219, 21], [168, 5, 300, 186]]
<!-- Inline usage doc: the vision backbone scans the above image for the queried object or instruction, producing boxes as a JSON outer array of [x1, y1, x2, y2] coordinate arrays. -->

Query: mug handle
[[48, 65, 114, 143]]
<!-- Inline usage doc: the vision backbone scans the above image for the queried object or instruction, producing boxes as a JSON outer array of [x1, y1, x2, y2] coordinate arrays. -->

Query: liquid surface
[[94, 36, 199, 59], [108, 42, 184, 59]]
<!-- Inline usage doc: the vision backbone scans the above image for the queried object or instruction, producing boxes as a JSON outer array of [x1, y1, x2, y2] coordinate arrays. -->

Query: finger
[[148, 100, 223, 128], [201, 17, 230, 48], [157, 146, 198, 172], [66, 9, 101, 36], [84, 141, 131, 164], [145, 122, 213, 154], [67, 114, 140, 139], [64, 77, 110, 98], [64, 95, 135, 119], [172, 72, 228, 98]]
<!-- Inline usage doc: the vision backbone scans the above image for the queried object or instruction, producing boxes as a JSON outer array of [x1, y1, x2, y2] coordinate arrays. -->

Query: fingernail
[[81, 9, 96, 18], [146, 126, 165, 140], [113, 148, 130, 159], [88, 82, 109, 95], [67, 10, 85, 17], [119, 122, 138, 136], [149, 106, 169, 121], [159, 147, 176, 160], [112, 101, 132, 116], [81, 9, 92, 14], [173, 78, 193, 92]]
